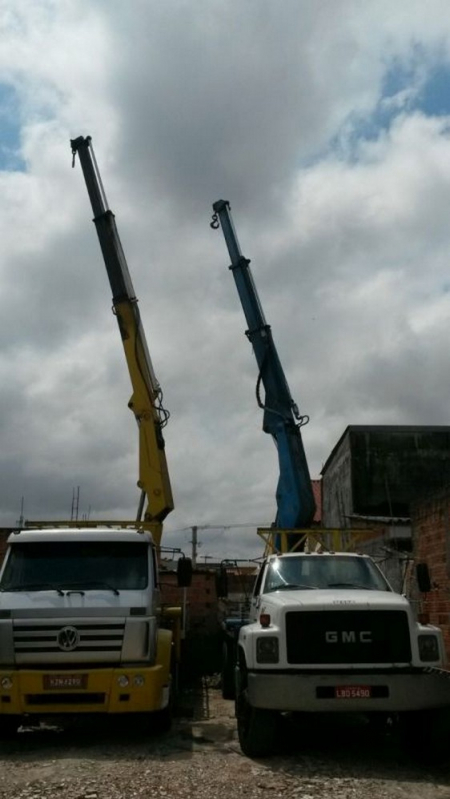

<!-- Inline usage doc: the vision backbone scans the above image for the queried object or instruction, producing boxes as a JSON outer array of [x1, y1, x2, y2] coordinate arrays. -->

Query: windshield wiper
[[60, 581, 120, 595], [269, 583, 319, 591], [1, 582, 65, 596], [326, 582, 376, 590]]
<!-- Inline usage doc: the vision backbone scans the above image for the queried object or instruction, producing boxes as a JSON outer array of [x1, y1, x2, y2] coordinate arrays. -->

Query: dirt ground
[[1, 684, 450, 799]]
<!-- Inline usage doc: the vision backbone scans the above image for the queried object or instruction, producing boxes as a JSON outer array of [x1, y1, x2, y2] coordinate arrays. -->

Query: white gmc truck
[[234, 551, 450, 757]]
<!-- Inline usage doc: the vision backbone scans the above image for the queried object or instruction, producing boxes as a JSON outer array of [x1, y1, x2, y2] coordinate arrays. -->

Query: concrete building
[[320, 426, 450, 591], [321, 425, 450, 527]]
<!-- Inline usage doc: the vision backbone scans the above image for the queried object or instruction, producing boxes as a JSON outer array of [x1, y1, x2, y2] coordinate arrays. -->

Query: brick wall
[[159, 565, 256, 677], [160, 568, 220, 635], [159, 566, 256, 634], [160, 568, 223, 678], [0, 530, 11, 565], [412, 488, 450, 660]]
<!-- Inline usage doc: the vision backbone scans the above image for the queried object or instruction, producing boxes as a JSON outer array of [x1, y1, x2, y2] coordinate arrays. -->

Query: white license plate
[[43, 674, 88, 690]]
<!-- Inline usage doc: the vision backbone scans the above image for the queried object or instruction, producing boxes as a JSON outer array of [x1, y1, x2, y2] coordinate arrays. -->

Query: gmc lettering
[[325, 631, 372, 643]]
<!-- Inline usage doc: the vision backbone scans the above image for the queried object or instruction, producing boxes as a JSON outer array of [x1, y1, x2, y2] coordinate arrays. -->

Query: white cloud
[[0, 1, 450, 557]]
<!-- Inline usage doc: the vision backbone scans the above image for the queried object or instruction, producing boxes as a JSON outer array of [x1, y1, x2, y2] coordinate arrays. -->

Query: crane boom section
[[212, 200, 315, 530], [71, 136, 174, 534]]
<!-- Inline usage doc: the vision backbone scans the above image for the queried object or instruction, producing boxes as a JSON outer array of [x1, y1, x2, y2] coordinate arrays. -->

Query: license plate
[[335, 685, 371, 699], [43, 674, 88, 690]]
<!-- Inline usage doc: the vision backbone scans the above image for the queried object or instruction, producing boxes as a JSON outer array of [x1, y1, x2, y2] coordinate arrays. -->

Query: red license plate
[[335, 685, 372, 699], [43, 674, 88, 690]]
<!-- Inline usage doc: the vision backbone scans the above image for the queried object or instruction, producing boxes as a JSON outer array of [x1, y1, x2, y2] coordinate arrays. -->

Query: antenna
[[16, 497, 25, 529]]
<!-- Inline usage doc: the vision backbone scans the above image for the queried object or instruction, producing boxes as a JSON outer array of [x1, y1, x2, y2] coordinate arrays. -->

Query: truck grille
[[13, 620, 125, 664], [285, 610, 411, 664]]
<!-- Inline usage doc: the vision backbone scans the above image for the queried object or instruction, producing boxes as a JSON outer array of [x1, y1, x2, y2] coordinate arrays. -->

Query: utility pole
[[71, 487, 80, 522], [187, 523, 261, 568], [190, 525, 198, 568]]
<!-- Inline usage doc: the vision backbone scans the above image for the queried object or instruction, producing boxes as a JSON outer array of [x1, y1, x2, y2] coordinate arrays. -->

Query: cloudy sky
[[1, 1, 450, 560]]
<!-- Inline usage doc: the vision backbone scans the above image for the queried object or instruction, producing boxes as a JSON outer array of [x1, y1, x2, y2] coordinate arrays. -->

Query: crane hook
[[210, 212, 220, 230]]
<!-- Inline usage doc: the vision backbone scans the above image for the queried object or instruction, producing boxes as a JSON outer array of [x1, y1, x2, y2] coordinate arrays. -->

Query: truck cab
[[235, 550, 450, 757], [0, 528, 179, 730]]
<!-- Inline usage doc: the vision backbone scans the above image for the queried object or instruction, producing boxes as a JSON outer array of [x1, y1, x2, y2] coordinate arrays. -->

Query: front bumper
[[247, 668, 450, 713], [0, 666, 170, 716]]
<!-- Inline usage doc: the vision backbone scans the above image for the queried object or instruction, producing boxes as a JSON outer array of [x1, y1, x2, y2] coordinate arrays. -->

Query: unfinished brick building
[[321, 425, 450, 591], [412, 486, 450, 660]]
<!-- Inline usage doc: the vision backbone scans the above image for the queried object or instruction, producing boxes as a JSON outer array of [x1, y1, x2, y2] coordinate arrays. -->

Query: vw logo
[[57, 626, 80, 652]]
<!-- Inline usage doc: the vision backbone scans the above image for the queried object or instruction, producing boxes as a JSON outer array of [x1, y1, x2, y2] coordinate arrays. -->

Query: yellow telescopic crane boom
[[71, 136, 174, 546]]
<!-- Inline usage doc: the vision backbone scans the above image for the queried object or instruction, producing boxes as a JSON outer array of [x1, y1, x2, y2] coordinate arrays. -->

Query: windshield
[[0, 541, 149, 592], [264, 555, 390, 592]]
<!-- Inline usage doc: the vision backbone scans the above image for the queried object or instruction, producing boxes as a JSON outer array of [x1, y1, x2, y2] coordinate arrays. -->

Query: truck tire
[[154, 674, 174, 734], [153, 705, 172, 734], [236, 688, 279, 758], [221, 640, 236, 700], [0, 716, 19, 738], [365, 712, 391, 738], [399, 708, 450, 763]]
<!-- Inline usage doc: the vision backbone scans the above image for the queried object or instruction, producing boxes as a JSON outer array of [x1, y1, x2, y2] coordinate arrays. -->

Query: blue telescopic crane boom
[[211, 200, 316, 534]]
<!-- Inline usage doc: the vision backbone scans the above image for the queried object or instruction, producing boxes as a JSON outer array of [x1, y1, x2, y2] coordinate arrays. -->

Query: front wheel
[[365, 712, 392, 738], [0, 716, 20, 739], [235, 688, 279, 758], [221, 640, 236, 700], [153, 705, 172, 733], [398, 708, 450, 763]]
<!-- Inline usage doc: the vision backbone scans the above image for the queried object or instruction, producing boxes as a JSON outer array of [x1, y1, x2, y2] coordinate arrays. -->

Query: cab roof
[[7, 528, 154, 545], [268, 551, 370, 560]]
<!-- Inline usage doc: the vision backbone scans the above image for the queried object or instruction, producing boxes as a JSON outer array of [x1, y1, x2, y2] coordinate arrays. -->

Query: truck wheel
[[221, 641, 236, 700], [366, 712, 391, 738], [399, 708, 450, 763], [154, 705, 172, 734], [154, 677, 174, 734], [236, 688, 278, 758], [0, 716, 19, 738]]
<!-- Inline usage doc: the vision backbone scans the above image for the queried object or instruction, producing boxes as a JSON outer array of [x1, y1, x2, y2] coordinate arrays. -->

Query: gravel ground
[[0, 685, 450, 799]]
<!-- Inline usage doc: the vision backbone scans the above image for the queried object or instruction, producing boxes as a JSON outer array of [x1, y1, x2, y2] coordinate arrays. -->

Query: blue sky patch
[[325, 51, 450, 164], [382, 56, 417, 100], [418, 64, 450, 117], [0, 84, 25, 172]]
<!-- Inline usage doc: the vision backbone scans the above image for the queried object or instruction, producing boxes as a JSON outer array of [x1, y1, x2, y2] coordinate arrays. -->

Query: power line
[[185, 523, 270, 566], [167, 522, 268, 534]]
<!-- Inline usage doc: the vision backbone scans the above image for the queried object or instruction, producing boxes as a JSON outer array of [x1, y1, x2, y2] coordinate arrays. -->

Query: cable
[[255, 349, 309, 428]]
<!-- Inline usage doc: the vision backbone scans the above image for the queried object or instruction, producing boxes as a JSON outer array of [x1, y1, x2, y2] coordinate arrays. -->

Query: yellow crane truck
[[0, 137, 191, 734]]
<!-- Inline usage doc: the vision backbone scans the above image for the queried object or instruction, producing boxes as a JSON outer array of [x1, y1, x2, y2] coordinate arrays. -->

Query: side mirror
[[416, 562, 431, 594], [177, 557, 193, 588], [215, 566, 229, 598]]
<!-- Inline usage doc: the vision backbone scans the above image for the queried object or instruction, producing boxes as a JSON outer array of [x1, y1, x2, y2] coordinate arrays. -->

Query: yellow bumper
[[0, 664, 170, 716]]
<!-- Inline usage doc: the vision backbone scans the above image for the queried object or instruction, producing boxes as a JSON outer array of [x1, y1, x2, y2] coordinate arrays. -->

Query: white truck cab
[[235, 551, 450, 757]]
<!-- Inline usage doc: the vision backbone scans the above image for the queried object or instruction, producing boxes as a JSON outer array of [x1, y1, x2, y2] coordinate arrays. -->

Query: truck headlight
[[256, 636, 279, 664], [418, 634, 439, 662], [1, 677, 12, 690]]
